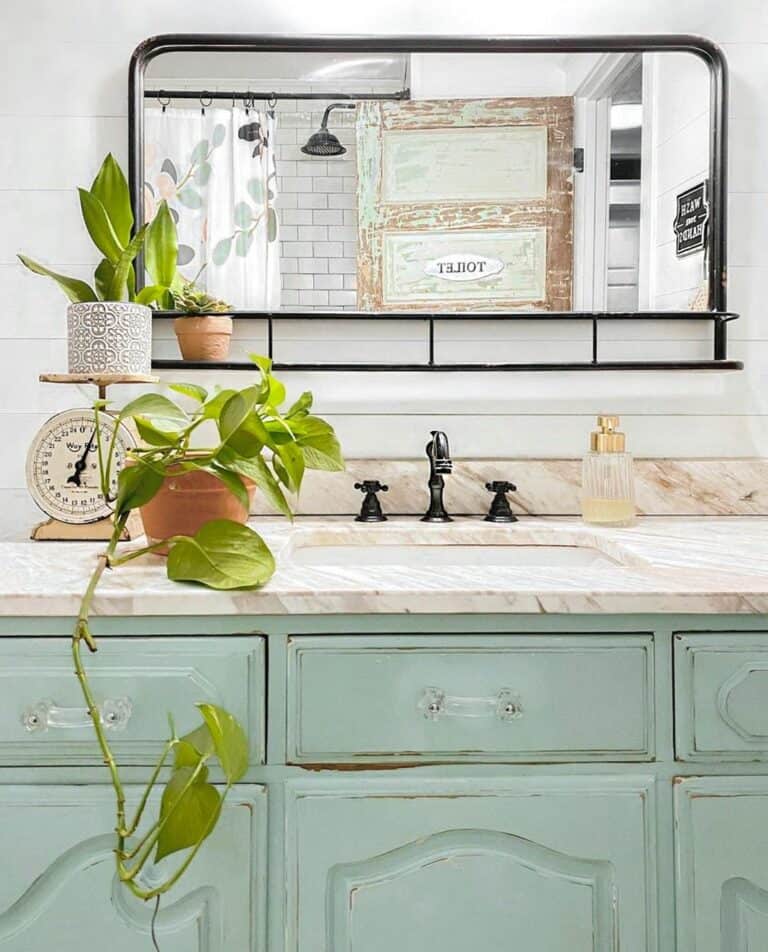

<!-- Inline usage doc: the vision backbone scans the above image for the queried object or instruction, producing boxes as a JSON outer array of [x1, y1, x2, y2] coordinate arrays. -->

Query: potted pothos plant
[[18, 154, 178, 376], [73, 356, 343, 923], [171, 281, 234, 362]]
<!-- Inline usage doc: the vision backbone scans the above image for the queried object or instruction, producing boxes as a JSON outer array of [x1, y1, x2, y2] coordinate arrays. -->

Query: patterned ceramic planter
[[67, 301, 152, 375]]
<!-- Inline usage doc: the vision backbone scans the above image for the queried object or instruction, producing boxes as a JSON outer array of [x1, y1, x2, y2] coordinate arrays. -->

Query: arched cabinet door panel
[[0, 785, 266, 952], [676, 777, 768, 952], [286, 776, 656, 952]]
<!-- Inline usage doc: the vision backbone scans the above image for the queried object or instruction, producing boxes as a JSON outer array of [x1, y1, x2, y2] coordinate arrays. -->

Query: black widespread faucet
[[421, 430, 453, 523]]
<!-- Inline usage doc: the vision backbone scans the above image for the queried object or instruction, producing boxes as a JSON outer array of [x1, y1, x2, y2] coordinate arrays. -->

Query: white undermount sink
[[289, 542, 621, 569]]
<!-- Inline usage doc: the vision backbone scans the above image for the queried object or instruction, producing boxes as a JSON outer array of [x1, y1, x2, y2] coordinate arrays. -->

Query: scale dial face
[[26, 409, 135, 524]]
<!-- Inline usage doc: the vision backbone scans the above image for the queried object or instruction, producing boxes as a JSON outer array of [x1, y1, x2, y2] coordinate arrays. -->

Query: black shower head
[[301, 103, 355, 157]]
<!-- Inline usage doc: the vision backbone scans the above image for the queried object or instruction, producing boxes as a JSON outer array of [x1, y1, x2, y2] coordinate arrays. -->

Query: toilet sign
[[674, 182, 709, 257], [424, 253, 505, 282]]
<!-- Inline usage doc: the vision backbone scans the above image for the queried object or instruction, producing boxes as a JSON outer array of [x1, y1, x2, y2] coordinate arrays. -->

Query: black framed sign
[[675, 181, 709, 257]]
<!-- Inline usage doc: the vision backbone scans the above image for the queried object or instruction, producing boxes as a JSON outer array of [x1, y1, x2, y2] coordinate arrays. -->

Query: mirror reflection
[[142, 49, 712, 313]]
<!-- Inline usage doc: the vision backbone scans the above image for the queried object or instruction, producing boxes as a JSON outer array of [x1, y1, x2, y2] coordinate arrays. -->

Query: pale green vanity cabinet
[[287, 635, 654, 762], [2, 616, 768, 952], [286, 776, 654, 952], [676, 777, 768, 952], [0, 785, 267, 951], [0, 637, 265, 766]]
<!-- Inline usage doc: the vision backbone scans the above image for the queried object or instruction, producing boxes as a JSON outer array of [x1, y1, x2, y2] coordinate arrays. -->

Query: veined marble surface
[[1, 516, 768, 617], [252, 458, 768, 517]]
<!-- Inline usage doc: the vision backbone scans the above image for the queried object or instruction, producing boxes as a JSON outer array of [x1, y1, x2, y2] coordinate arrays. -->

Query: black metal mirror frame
[[129, 34, 739, 372]]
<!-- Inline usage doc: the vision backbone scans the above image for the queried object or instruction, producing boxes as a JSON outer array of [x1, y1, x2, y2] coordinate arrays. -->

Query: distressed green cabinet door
[[676, 777, 768, 951], [287, 776, 656, 952], [0, 786, 266, 951]]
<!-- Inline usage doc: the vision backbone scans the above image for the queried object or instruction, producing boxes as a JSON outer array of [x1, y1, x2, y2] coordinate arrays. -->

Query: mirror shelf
[[131, 33, 737, 373], [150, 309, 742, 372]]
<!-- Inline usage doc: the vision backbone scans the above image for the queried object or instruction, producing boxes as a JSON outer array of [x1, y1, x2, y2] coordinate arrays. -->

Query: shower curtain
[[144, 104, 280, 309]]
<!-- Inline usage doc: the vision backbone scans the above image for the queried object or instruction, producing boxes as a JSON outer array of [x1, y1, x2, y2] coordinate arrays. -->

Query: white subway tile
[[280, 176, 313, 193], [313, 176, 344, 192], [298, 289, 329, 306], [283, 273, 314, 290], [314, 274, 344, 290], [281, 241, 314, 257], [314, 209, 344, 225], [313, 241, 344, 258], [296, 160, 326, 176], [298, 193, 328, 209], [282, 209, 314, 225], [328, 290, 357, 307], [278, 225, 298, 242], [329, 193, 356, 209], [299, 257, 328, 274], [298, 225, 329, 242], [336, 258, 358, 274], [275, 192, 297, 209]]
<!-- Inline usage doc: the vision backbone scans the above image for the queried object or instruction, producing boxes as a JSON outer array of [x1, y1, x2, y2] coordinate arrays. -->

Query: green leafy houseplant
[[75, 356, 343, 908], [17, 153, 176, 308]]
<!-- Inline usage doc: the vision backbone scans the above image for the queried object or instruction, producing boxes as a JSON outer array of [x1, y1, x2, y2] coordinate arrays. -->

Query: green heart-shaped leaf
[[155, 765, 221, 861], [115, 461, 165, 515], [166, 520, 275, 590], [197, 703, 249, 784]]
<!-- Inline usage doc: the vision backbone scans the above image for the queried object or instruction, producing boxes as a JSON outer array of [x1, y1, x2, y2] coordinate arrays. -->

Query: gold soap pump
[[581, 415, 636, 527]]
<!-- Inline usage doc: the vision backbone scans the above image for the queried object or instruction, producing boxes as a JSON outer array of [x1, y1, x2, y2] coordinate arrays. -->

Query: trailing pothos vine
[[75, 355, 343, 902]]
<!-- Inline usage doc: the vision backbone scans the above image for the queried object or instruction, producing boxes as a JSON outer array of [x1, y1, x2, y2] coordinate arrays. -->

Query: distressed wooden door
[[0, 785, 266, 951], [286, 776, 654, 952], [356, 97, 573, 311], [676, 777, 768, 952]]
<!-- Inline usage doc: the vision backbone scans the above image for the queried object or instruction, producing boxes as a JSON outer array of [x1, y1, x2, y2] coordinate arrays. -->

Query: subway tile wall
[[1, 0, 768, 540], [273, 87, 387, 309]]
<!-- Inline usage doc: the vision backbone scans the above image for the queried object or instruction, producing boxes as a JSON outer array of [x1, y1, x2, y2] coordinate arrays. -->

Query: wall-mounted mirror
[[129, 37, 734, 371]]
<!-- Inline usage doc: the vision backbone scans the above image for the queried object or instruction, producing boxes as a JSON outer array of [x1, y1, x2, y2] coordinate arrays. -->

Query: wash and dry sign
[[674, 182, 709, 257]]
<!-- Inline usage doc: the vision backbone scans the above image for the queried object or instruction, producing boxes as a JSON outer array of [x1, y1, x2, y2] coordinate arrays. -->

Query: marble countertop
[[1, 516, 767, 617]]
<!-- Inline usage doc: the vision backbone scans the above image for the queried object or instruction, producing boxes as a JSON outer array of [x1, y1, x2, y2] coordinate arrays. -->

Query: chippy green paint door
[[676, 777, 768, 952], [0, 785, 267, 951], [286, 776, 655, 952]]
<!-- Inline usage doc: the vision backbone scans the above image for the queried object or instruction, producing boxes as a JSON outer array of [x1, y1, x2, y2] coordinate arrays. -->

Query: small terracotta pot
[[139, 467, 255, 546], [174, 315, 233, 361]]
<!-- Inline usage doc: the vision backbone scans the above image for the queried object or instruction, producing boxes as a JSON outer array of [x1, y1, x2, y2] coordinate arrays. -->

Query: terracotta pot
[[174, 315, 233, 361], [139, 467, 255, 545]]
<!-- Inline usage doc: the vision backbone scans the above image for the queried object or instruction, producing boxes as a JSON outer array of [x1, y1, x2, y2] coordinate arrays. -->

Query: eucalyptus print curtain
[[144, 104, 280, 309]]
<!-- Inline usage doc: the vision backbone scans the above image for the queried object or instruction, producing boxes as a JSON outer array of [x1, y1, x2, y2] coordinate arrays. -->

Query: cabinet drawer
[[287, 635, 654, 763], [0, 637, 265, 767], [675, 632, 768, 760]]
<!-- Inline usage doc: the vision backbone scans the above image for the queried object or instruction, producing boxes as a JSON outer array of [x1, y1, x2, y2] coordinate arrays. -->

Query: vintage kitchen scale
[[26, 373, 157, 541]]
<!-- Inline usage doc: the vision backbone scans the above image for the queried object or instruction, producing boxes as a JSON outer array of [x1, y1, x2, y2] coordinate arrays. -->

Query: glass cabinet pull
[[418, 687, 523, 722], [21, 697, 133, 733]]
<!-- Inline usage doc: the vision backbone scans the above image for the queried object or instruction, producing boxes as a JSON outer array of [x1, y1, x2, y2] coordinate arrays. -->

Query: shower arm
[[319, 102, 356, 130]]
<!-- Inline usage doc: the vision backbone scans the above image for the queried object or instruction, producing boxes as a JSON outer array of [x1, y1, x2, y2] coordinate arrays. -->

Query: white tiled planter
[[67, 301, 152, 374]]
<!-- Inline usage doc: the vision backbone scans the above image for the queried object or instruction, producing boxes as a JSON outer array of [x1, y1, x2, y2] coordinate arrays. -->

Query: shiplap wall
[[645, 52, 711, 309], [1, 0, 767, 537]]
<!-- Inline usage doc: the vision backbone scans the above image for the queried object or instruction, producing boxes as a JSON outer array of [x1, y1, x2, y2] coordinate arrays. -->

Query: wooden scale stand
[[29, 373, 157, 541]]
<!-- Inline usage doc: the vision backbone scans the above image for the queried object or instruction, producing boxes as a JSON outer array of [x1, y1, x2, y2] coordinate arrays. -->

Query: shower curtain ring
[[157, 92, 171, 113], [200, 91, 213, 115], [268, 92, 277, 109]]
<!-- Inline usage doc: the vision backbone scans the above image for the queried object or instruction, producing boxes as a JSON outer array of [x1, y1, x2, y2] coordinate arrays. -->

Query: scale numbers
[[25, 409, 135, 524]]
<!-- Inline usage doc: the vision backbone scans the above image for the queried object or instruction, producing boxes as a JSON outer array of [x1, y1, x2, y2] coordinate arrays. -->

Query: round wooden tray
[[39, 373, 159, 386]]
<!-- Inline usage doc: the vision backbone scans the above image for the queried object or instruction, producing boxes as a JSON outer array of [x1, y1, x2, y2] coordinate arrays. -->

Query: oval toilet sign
[[424, 253, 505, 282]]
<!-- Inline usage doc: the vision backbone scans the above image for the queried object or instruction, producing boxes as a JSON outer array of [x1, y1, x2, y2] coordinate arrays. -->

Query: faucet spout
[[421, 430, 453, 523]]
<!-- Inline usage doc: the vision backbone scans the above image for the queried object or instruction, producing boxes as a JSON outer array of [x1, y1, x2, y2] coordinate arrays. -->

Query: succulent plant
[[174, 281, 231, 315]]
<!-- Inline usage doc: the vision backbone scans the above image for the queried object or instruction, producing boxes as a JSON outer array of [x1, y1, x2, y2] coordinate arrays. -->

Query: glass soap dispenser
[[581, 415, 636, 527]]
